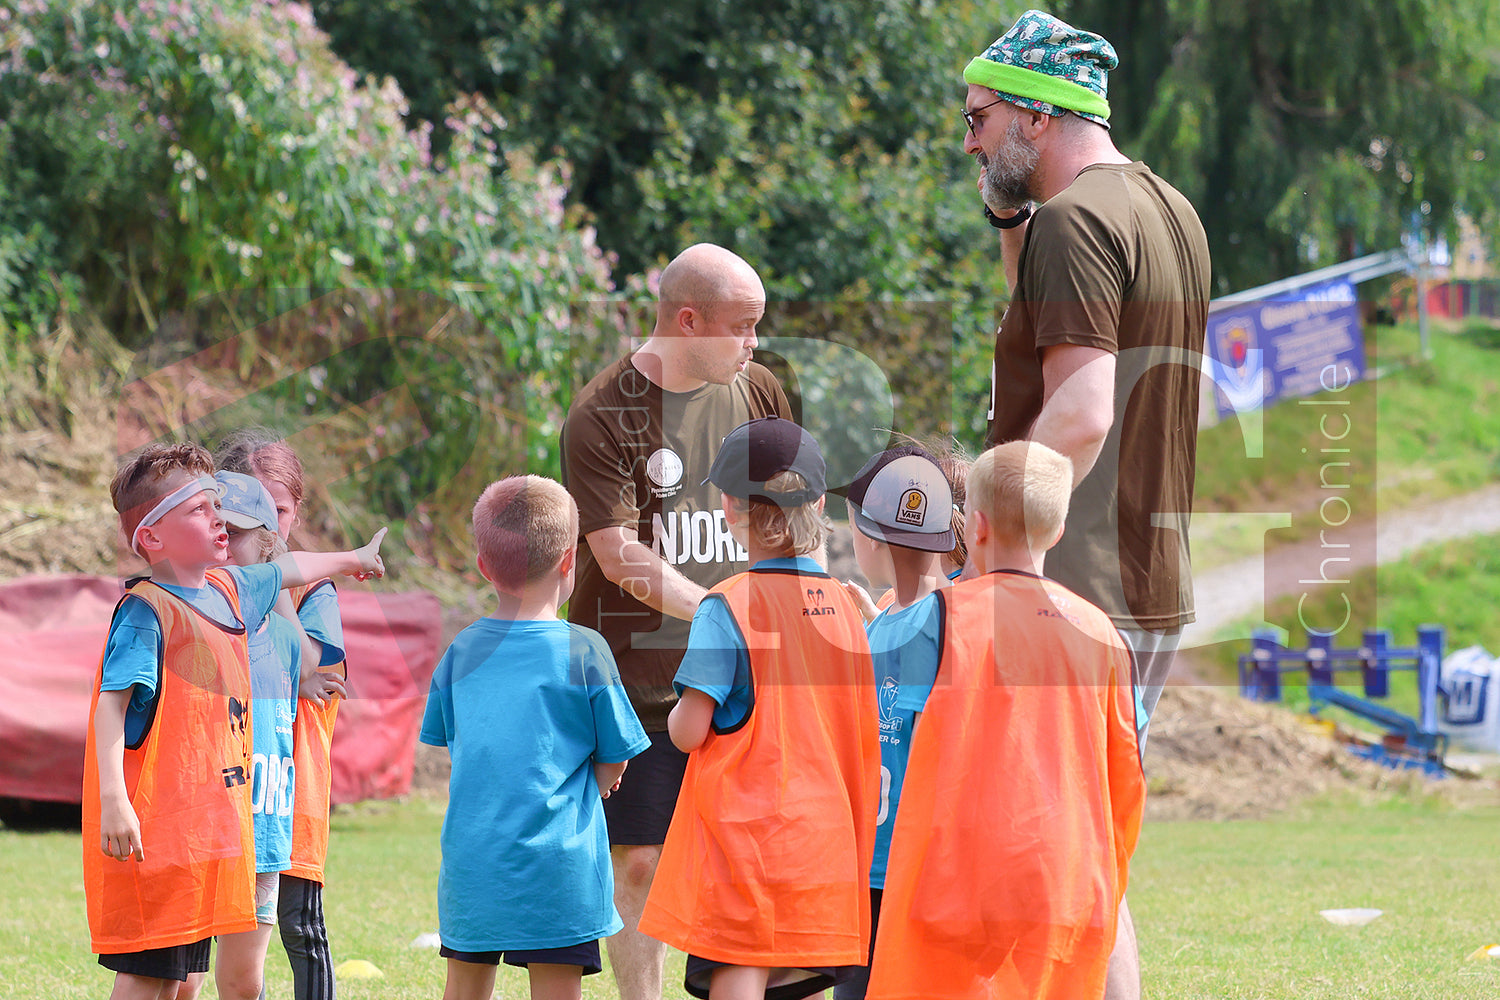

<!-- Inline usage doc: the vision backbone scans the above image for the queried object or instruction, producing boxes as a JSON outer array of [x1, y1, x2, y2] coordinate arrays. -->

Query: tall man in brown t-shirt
[[562, 243, 790, 1000], [960, 11, 1210, 1000]]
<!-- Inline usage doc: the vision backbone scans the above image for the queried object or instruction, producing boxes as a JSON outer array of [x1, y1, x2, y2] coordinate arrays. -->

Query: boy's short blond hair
[[742, 470, 830, 556], [111, 442, 216, 541], [968, 442, 1072, 553], [472, 475, 578, 590]]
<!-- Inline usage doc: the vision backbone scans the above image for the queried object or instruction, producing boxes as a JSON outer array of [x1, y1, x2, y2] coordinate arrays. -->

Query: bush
[[0, 0, 616, 468]]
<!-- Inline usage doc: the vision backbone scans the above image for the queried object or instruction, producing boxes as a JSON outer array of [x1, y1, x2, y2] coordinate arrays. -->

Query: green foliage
[[0, 0, 615, 459], [307, 0, 1009, 304], [0, 0, 621, 521], [1060, 0, 1500, 293]]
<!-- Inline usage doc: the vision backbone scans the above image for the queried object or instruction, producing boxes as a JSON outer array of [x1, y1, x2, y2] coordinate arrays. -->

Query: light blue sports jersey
[[295, 580, 345, 667], [673, 556, 826, 730], [249, 611, 301, 873], [867, 593, 942, 889], [419, 618, 651, 952], [100, 563, 283, 746]]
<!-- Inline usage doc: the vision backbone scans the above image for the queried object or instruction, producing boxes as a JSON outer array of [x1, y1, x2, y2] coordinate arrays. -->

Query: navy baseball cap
[[704, 416, 826, 506]]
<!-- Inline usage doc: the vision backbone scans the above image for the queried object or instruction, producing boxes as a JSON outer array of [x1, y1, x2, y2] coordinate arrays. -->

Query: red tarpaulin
[[0, 575, 442, 806]]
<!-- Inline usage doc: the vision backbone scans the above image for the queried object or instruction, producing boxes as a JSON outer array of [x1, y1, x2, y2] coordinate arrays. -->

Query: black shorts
[[440, 940, 602, 975], [832, 887, 883, 1000], [603, 730, 688, 846], [684, 955, 853, 1000], [98, 937, 212, 982]]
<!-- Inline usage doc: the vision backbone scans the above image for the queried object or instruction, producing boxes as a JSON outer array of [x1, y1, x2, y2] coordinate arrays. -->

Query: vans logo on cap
[[896, 488, 927, 527]]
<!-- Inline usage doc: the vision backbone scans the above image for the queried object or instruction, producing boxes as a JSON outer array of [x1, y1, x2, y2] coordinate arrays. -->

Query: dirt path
[[1182, 482, 1500, 650]]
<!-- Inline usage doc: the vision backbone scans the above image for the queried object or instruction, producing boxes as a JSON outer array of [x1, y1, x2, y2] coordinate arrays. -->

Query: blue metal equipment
[[1238, 626, 1448, 776]]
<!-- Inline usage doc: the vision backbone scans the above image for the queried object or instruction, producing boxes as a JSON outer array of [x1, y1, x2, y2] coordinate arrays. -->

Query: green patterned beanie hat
[[964, 9, 1117, 127]]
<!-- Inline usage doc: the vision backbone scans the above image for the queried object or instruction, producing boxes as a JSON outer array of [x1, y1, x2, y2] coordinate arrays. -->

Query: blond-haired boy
[[420, 475, 650, 1000], [639, 417, 880, 1000], [866, 441, 1145, 1000], [85, 442, 384, 1000]]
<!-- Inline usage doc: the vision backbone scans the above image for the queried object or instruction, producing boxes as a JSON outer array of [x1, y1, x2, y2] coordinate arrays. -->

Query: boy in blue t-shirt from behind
[[835, 446, 954, 1000], [420, 475, 651, 1000]]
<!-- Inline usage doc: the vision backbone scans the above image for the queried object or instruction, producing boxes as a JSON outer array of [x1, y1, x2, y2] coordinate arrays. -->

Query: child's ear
[[558, 544, 578, 577], [475, 553, 494, 583], [136, 526, 164, 554], [970, 510, 991, 547]]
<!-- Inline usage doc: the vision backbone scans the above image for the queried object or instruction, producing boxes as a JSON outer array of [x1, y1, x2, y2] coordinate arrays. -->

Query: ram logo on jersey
[[652, 509, 748, 566]]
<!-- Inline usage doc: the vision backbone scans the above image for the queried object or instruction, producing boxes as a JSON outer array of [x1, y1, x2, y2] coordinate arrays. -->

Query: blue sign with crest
[[1207, 279, 1365, 420]]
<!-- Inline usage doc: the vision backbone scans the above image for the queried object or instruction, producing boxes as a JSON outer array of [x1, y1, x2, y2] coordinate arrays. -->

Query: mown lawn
[[6, 794, 1498, 998]]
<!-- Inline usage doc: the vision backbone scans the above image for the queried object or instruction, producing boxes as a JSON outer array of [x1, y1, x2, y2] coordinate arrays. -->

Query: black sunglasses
[[962, 96, 1009, 135]]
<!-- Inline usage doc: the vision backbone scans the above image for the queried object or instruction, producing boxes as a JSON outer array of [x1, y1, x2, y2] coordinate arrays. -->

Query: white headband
[[130, 475, 222, 557]]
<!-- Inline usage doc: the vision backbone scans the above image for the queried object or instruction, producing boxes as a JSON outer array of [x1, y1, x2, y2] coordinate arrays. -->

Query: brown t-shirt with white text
[[988, 162, 1211, 629], [562, 356, 791, 730]]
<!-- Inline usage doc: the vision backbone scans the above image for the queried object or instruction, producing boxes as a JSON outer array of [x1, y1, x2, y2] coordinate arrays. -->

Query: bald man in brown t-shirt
[[562, 243, 790, 1000]]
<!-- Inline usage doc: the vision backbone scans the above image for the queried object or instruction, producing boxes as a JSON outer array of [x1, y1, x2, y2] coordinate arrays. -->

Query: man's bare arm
[[1030, 344, 1116, 487], [585, 525, 707, 622]]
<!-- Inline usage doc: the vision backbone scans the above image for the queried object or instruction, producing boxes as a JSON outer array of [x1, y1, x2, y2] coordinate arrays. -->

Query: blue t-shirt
[[249, 612, 302, 873], [673, 555, 825, 730], [295, 580, 346, 668], [100, 564, 283, 746], [867, 593, 942, 889], [419, 618, 650, 952]]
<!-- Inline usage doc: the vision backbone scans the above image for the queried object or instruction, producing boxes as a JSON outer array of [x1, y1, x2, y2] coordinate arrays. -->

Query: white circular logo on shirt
[[647, 449, 684, 489]]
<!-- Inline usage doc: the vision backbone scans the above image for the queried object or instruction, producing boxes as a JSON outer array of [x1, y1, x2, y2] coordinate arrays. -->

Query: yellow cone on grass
[[336, 958, 384, 980]]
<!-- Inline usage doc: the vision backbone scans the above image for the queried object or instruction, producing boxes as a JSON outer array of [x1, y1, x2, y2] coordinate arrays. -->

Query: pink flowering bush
[[1, 0, 617, 474]]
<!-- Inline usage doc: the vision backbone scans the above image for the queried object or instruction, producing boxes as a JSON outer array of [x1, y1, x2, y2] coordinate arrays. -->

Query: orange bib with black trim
[[285, 580, 342, 883], [640, 566, 881, 966], [82, 569, 257, 953], [866, 571, 1145, 1000]]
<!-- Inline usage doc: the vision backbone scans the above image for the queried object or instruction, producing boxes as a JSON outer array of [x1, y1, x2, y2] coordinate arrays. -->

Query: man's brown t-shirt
[[988, 162, 1211, 630], [562, 356, 791, 730]]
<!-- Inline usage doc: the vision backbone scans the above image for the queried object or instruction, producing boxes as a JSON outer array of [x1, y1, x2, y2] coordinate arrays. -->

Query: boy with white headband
[[83, 442, 386, 1000]]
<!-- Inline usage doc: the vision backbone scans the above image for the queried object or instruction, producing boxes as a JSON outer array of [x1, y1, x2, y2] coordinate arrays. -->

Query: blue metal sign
[[1207, 279, 1365, 420]]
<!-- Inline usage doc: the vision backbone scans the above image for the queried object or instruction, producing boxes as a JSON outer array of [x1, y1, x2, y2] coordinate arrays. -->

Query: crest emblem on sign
[[1211, 314, 1266, 413]]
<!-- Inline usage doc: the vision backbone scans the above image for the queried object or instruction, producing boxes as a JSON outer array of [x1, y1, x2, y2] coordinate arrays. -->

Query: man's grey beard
[[981, 118, 1040, 209]]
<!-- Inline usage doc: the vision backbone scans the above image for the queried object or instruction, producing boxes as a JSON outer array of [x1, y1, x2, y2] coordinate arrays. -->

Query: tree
[[1059, 0, 1500, 292], [310, 0, 1003, 298]]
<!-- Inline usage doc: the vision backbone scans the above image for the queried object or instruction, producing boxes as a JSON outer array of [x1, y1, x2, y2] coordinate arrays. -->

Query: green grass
[[1192, 319, 1500, 568], [9, 796, 1500, 997], [1199, 531, 1500, 726], [1135, 798, 1500, 999], [0, 797, 692, 999]]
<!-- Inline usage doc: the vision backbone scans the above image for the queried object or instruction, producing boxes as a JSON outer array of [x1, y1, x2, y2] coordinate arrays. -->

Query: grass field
[[6, 794, 1499, 998], [1191, 318, 1500, 569], [1197, 531, 1500, 728]]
